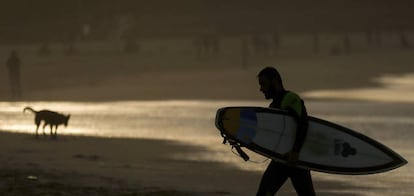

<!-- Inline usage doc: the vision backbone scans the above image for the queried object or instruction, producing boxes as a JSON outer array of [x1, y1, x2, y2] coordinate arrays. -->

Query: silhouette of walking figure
[[6, 50, 22, 99]]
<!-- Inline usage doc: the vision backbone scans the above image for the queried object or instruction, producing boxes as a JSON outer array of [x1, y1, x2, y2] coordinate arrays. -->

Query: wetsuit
[[256, 90, 315, 196]]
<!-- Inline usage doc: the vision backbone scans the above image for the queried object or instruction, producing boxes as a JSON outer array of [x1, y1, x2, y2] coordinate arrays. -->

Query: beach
[[3, 128, 406, 196], [0, 131, 261, 196], [0, 39, 414, 195], [0, 99, 413, 196]]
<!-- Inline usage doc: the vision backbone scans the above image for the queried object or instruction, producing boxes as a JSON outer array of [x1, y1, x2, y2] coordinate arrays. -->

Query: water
[[1, 100, 264, 141], [304, 74, 414, 103], [1, 100, 413, 195]]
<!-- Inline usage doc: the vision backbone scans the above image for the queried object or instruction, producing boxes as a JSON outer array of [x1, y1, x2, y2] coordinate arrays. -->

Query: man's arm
[[282, 93, 309, 163], [288, 104, 308, 153]]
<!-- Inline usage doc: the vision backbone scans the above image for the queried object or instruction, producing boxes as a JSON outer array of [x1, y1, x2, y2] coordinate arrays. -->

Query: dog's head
[[65, 114, 71, 127]]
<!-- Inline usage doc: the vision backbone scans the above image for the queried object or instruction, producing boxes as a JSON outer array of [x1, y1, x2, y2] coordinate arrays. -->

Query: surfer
[[256, 67, 315, 196]]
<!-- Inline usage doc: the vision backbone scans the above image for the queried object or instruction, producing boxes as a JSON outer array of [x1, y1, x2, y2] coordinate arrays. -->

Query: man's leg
[[290, 168, 315, 196], [256, 161, 289, 196]]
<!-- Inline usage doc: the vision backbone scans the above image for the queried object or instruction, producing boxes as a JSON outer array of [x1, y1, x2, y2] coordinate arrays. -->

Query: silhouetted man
[[6, 50, 22, 99], [256, 67, 315, 196]]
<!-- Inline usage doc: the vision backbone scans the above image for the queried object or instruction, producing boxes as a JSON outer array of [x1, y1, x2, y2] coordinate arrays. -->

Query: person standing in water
[[6, 50, 22, 99], [256, 67, 315, 196]]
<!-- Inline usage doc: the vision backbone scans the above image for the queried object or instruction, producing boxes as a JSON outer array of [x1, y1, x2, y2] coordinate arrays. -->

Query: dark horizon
[[1, 1, 414, 43]]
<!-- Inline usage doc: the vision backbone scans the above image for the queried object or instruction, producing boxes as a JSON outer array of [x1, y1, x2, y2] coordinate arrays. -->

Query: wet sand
[[0, 131, 381, 196], [0, 131, 250, 195]]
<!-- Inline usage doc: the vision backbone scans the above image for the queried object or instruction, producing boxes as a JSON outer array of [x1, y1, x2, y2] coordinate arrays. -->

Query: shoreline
[[1, 48, 414, 102], [0, 130, 383, 195], [0, 130, 260, 195]]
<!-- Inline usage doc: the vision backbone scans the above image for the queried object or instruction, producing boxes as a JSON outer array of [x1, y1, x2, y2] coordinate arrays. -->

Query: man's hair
[[257, 66, 283, 86]]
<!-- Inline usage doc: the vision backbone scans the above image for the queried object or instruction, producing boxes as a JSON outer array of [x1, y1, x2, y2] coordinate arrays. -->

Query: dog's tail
[[23, 106, 37, 114]]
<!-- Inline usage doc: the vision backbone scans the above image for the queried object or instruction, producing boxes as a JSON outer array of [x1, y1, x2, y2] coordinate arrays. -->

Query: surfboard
[[215, 107, 407, 175]]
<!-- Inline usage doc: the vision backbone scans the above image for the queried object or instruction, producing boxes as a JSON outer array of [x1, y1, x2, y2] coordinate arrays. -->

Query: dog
[[23, 106, 70, 138]]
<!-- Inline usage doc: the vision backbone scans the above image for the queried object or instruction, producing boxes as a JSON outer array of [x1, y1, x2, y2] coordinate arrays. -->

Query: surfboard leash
[[221, 132, 270, 163], [218, 122, 264, 163], [232, 143, 250, 161], [221, 134, 249, 161], [228, 141, 265, 163], [230, 147, 270, 164]]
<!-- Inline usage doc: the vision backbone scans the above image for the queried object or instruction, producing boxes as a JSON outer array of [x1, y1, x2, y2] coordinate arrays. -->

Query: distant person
[[252, 35, 270, 56], [197, 35, 220, 59], [256, 67, 315, 196], [6, 50, 22, 99]]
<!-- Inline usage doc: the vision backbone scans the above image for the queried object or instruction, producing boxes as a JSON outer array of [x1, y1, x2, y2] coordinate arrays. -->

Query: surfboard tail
[[216, 108, 251, 162]]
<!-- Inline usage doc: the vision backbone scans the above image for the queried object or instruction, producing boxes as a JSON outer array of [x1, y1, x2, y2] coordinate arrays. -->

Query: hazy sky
[[1, 1, 414, 43]]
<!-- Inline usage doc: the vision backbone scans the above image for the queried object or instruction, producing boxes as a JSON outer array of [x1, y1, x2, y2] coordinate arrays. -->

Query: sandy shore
[[0, 131, 377, 196], [1, 42, 413, 195], [0, 131, 261, 195]]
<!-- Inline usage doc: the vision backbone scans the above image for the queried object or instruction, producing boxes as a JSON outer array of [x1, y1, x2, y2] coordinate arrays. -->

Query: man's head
[[257, 67, 284, 99]]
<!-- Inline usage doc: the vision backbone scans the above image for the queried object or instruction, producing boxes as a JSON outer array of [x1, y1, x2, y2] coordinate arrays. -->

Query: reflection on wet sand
[[0, 100, 412, 195]]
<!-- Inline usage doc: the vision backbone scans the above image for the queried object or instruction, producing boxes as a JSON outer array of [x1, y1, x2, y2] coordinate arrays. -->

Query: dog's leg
[[35, 119, 40, 138], [54, 125, 58, 139], [42, 123, 47, 137], [50, 124, 53, 137], [56, 126, 58, 136], [35, 124, 39, 138]]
